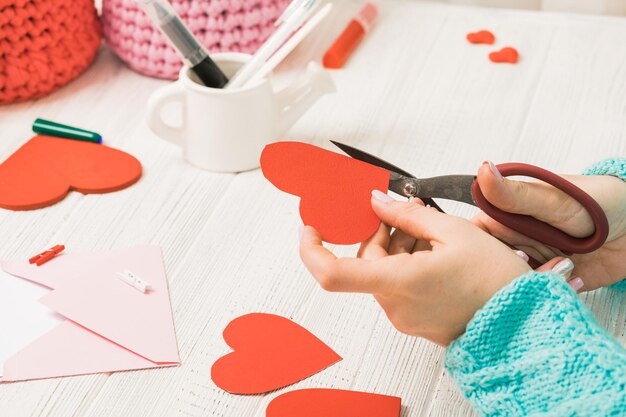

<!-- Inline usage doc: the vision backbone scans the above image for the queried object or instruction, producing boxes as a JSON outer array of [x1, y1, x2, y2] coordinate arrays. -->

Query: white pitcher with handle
[[146, 52, 336, 172]]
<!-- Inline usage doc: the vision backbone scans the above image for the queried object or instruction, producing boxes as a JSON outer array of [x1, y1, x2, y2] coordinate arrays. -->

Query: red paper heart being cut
[[267, 389, 402, 417], [0, 136, 142, 210], [211, 313, 342, 394], [466, 30, 495, 45], [489, 47, 519, 64], [260, 142, 390, 245]]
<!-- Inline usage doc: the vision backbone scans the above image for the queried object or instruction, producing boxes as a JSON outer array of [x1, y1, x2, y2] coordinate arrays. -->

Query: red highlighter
[[323, 3, 378, 69]]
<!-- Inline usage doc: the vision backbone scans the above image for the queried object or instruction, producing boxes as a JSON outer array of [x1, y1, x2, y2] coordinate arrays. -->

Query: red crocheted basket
[[102, 0, 290, 80], [0, 0, 102, 104]]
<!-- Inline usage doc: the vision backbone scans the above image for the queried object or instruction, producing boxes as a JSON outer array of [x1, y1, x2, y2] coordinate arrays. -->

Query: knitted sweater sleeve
[[444, 158, 626, 416], [445, 272, 626, 416]]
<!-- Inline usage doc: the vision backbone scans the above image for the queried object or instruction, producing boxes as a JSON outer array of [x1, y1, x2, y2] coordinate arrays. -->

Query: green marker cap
[[32, 118, 102, 144]]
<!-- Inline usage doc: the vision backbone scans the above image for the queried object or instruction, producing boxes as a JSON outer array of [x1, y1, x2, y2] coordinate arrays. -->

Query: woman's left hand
[[472, 162, 626, 291], [299, 191, 531, 346]]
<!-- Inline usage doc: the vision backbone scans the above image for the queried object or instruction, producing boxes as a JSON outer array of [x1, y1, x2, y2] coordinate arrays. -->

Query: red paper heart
[[211, 313, 341, 394], [260, 142, 390, 244], [466, 30, 495, 45], [489, 47, 519, 64], [267, 389, 401, 417], [0, 136, 142, 210]]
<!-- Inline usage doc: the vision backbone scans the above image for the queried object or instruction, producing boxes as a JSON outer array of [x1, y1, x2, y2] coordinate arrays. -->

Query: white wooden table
[[1, 1, 626, 416]]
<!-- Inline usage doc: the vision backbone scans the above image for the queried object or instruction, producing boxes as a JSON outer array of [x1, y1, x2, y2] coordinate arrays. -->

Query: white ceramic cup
[[146, 52, 336, 172]]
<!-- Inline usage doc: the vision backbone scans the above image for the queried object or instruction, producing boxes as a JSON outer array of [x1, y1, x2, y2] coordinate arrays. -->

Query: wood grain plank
[[1, 2, 625, 417], [79, 3, 454, 416]]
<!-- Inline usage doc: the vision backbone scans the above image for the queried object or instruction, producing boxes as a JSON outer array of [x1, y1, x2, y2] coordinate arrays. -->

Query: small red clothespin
[[29, 245, 65, 266]]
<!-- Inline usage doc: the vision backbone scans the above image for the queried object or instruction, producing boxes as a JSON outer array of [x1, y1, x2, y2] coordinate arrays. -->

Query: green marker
[[32, 118, 102, 144]]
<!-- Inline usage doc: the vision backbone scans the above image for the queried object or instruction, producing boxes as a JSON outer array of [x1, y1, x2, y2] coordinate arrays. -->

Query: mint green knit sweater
[[445, 158, 626, 416]]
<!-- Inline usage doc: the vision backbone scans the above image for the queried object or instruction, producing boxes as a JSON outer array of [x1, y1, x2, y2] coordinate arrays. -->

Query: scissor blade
[[330, 140, 444, 212], [330, 141, 416, 179]]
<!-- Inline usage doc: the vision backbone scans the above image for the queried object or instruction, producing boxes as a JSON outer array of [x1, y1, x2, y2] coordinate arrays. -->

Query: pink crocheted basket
[[0, 0, 101, 104], [102, 0, 290, 79]]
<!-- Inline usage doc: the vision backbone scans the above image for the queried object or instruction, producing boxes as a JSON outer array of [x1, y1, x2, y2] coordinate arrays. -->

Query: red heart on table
[[466, 30, 495, 45], [267, 389, 402, 417], [489, 47, 519, 64], [260, 142, 390, 245], [0, 136, 142, 210], [211, 313, 341, 394]]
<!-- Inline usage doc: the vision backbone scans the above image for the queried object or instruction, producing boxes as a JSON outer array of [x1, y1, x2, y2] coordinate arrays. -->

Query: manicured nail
[[552, 258, 574, 277], [515, 250, 529, 262], [372, 190, 394, 203], [485, 160, 504, 182], [568, 277, 584, 292]]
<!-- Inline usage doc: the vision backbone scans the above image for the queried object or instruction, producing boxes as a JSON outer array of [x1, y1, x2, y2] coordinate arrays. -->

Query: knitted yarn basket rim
[[101, 0, 290, 80], [0, 0, 102, 104]]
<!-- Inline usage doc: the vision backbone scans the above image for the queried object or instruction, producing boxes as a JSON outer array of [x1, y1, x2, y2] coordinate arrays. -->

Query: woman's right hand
[[473, 161, 626, 291]]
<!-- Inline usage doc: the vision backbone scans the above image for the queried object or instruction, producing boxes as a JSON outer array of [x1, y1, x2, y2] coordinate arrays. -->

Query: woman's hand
[[300, 193, 531, 346], [473, 162, 626, 291]]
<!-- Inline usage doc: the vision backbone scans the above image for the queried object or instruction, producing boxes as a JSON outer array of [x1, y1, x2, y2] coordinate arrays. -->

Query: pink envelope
[[0, 246, 179, 382]]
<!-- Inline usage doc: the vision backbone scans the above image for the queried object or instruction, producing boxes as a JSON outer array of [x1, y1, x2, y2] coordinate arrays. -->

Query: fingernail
[[372, 190, 394, 203], [515, 250, 529, 262], [568, 277, 584, 292], [485, 160, 504, 182], [552, 258, 574, 277]]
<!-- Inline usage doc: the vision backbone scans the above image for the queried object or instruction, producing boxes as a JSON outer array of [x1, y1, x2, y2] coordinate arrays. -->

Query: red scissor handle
[[471, 162, 609, 254]]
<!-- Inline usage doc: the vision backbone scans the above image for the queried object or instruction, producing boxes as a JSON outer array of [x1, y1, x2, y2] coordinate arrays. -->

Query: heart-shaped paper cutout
[[260, 142, 390, 244], [211, 313, 341, 394], [489, 47, 519, 64], [466, 30, 495, 45], [0, 136, 142, 210], [267, 389, 401, 417]]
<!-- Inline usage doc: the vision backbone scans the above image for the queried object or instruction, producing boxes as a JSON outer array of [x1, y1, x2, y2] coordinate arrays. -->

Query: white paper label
[[116, 270, 151, 293]]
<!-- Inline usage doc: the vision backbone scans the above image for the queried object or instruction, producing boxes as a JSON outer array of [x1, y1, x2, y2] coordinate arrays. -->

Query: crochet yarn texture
[[0, 0, 102, 104], [102, 0, 290, 79], [446, 271, 626, 416], [582, 157, 626, 182]]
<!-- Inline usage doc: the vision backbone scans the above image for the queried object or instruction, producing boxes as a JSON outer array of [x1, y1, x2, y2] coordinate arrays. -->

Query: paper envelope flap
[[1, 251, 106, 290], [5, 246, 179, 364], [39, 246, 179, 364], [1, 321, 176, 382]]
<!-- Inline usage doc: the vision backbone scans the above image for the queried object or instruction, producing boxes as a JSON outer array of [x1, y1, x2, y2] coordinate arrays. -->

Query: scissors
[[331, 141, 609, 259]]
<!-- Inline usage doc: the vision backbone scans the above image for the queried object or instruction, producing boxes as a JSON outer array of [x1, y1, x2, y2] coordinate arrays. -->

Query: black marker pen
[[139, 0, 229, 88]]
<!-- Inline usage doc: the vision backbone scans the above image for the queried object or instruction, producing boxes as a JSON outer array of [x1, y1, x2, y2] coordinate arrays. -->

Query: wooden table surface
[[1, 1, 625, 416]]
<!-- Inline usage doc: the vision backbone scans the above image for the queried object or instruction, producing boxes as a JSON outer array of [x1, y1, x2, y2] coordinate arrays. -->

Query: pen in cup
[[138, 0, 229, 88], [243, 3, 333, 88], [226, 0, 320, 89]]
